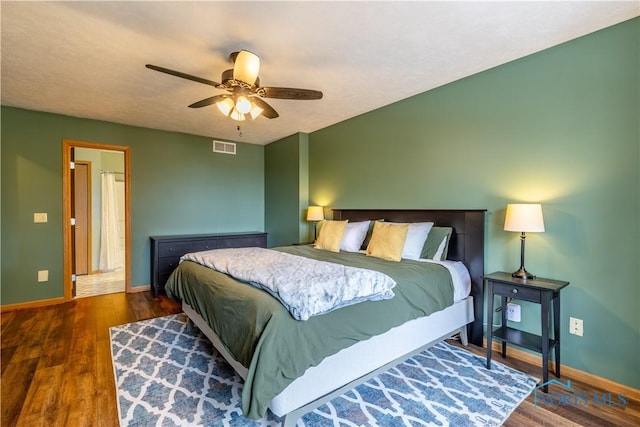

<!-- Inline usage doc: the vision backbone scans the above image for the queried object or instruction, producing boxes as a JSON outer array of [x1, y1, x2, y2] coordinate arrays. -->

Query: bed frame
[[184, 208, 486, 425]]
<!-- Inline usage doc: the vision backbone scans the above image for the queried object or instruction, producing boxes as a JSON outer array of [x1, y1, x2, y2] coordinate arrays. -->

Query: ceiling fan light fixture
[[249, 104, 264, 120], [229, 110, 245, 121], [235, 95, 252, 114], [233, 50, 260, 85], [216, 97, 258, 121], [216, 97, 234, 116]]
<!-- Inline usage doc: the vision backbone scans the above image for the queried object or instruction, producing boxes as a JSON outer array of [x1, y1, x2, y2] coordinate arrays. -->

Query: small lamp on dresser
[[504, 203, 545, 279], [306, 206, 325, 242]]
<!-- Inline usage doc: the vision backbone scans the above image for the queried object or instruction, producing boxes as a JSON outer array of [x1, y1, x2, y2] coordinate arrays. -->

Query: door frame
[[62, 139, 131, 300]]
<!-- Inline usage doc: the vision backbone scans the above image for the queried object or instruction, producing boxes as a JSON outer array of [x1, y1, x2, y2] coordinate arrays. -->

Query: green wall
[[309, 19, 639, 388], [1, 107, 264, 304], [264, 132, 311, 247]]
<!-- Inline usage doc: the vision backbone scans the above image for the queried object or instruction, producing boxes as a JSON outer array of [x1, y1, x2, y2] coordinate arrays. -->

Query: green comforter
[[164, 245, 454, 419]]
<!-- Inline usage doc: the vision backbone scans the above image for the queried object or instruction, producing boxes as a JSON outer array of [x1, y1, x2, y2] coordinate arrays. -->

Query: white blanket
[[181, 247, 396, 321]]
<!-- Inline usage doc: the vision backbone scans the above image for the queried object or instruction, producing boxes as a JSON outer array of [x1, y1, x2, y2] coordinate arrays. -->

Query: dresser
[[150, 232, 268, 295]]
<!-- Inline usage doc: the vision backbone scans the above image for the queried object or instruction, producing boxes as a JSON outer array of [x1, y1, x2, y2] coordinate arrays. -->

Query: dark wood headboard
[[333, 209, 486, 346]]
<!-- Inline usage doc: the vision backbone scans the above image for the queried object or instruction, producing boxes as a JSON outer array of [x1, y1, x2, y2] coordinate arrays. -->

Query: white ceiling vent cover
[[213, 140, 236, 155]]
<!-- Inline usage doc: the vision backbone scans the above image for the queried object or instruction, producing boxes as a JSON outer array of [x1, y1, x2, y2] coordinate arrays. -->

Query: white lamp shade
[[216, 97, 234, 116], [306, 206, 325, 221], [233, 50, 260, 85], [504, 204, 545, 232], [249, 102, 264, 119], [229, 109, 245, 121], [235, 95, 252, 114]]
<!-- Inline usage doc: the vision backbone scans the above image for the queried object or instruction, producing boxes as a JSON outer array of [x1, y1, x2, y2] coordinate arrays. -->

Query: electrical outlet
[[506, 303, 521, 322], [569, 317, 583, 336]]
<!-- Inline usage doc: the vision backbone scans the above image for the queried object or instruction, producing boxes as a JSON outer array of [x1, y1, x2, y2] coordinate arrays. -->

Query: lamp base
[[511, 267, 535, 280]]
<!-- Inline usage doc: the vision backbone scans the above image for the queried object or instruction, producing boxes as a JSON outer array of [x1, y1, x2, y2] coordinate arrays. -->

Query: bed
[[165, 209, 485, 426]]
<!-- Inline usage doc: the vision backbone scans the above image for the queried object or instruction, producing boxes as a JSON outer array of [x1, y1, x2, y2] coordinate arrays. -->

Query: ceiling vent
[[213, 140, 236, 155]]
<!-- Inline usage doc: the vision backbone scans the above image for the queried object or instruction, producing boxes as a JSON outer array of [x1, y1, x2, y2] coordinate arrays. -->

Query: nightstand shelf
[[492, 326, 556, 354], [484, 271, 569, 393]]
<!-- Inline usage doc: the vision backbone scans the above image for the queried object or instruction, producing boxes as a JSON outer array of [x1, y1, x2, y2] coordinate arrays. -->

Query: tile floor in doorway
[[75, 269, 125, 298]]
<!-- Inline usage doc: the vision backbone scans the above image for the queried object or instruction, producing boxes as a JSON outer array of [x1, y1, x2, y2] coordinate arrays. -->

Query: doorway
[[62, 139, 131, 300]]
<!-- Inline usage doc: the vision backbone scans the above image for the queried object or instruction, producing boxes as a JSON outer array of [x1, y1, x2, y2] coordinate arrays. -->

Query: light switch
[[34, 213, 48, 223]]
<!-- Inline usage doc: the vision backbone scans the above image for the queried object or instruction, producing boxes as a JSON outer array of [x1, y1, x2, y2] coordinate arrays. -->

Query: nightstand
[[484, 271, 570, 392]]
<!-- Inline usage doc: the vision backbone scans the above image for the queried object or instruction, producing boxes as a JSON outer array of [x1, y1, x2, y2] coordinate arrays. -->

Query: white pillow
[[403, 222, 434, 259], [393, 222, 434, 260], [340, 220, 371, 252]]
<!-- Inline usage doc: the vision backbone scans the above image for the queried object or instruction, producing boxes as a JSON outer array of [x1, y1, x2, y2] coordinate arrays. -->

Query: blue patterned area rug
[[110, 314, 538, 426]]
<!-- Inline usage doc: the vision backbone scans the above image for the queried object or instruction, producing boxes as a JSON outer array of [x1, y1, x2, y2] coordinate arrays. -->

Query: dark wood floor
[[450, 341, 639, 427], [1, 291, 638, 426]]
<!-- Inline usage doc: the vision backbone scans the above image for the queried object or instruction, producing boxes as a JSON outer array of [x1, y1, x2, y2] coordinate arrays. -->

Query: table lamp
[[306, 206, 325, 241], [504, 203, 545, 279]]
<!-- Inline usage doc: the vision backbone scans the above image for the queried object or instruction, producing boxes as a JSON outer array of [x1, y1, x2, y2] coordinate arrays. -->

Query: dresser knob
[[512, 289, 518, 294]]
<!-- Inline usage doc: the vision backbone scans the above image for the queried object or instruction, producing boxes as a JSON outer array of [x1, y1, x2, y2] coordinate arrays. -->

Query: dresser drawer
[[493, 282, 541, 303], [157, 240, 215, 257], [158, 256, 181, 274], [220, 236, 267, 248]]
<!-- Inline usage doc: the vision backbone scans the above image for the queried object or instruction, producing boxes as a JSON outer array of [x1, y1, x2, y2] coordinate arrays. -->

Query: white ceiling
[[1, 1, 638, 145]]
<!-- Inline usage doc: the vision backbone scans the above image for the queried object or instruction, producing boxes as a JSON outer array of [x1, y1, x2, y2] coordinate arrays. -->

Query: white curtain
[[99, 172, 123, 272]]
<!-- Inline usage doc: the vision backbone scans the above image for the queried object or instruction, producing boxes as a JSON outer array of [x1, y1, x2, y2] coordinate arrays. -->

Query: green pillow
[[361, 219, 384, 250], [421, 226, 453, 260]]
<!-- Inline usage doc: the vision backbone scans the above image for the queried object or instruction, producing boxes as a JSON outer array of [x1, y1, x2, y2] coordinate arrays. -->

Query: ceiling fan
[[146, 50, 323, 121]]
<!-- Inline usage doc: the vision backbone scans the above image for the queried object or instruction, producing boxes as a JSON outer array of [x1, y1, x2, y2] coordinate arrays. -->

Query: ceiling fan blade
[[261, 87, 323, 100], [188, 95, 229, 109], [250, 97, 279, 119], [146, 64, 221, 87]]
